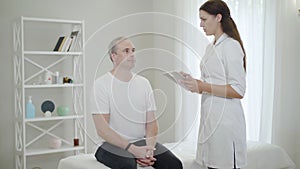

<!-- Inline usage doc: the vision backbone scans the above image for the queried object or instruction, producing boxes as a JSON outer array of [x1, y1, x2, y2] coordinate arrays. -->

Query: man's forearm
[[145, 120, 158, 147], [92, 114, 129, 149]]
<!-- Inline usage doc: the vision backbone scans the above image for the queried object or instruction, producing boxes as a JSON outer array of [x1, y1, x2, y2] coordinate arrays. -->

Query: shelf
[[25, 145, 84, 156], [25, 115, 84, 122], [25, 84, 83, 88], [22, 16, 83, 24], [24, 51, 82, 55], [14, 16, 86, 169]]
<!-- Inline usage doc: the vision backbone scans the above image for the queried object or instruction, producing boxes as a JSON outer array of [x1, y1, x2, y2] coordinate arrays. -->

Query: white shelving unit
[[13, 16, 86, 169]]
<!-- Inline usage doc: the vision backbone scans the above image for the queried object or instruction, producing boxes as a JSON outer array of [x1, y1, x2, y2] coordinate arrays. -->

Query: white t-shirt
[[91, 72, 156, 143]]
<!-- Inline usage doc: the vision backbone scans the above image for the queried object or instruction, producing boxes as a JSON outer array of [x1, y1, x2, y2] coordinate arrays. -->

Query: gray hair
[[108, 36, 128, 61]]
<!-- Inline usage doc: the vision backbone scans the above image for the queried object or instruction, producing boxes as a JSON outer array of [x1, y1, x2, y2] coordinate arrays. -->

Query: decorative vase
[[49, 138, 62, 149]]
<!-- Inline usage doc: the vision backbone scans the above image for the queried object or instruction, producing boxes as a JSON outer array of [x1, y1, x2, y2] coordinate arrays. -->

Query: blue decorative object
[[26, 96, 35, 118]]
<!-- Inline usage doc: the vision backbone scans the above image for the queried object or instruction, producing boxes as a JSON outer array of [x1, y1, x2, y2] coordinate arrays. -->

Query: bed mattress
[[57, 141, 295, 169]]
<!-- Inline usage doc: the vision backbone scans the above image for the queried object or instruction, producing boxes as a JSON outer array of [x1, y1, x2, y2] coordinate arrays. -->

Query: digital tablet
[[163, 71, 185, 84]]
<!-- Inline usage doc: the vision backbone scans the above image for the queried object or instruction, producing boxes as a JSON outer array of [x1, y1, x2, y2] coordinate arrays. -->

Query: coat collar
[[214, 33, 228, 46]]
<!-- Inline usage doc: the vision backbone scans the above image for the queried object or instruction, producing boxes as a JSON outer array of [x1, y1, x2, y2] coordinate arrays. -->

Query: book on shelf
[[53, 25, 81, 52], [68, 25, 81, 52], [61, 36, 72, 52], [58, 36, 67, 52], [53, 36, 65, 51]]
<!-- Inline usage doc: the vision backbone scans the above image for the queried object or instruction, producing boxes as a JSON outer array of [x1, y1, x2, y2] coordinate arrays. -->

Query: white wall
[[0, 0, 154, 169], [151, 0, 204, 143], [272, 0, 300, 168]]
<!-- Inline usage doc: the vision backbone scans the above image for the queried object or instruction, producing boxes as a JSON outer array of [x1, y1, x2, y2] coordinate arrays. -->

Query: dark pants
[[95, 140, 183, 169]]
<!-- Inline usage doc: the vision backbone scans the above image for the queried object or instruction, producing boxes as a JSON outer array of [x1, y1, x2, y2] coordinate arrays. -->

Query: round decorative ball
[[57, 106, 70, 116], [44, 111, 52, 117]]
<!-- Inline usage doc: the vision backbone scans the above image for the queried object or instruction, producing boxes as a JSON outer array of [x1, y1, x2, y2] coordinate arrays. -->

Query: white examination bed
[[57, 141, 295, 169]]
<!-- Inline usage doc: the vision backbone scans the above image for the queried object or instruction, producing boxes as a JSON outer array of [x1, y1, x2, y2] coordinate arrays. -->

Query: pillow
[[244, 141, 296, 169], [165, 141, 296, 169]]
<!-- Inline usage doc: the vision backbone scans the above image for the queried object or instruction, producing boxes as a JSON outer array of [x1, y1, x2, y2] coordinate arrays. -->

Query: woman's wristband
[[125, 143, 133, 151]]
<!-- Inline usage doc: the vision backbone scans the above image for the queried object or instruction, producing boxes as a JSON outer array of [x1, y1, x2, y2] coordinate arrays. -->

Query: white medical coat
[[196, 34, 247, 169]]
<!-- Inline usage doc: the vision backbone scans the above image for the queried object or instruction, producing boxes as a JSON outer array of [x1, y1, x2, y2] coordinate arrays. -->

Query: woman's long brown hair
[[200, 0, 246, 71]]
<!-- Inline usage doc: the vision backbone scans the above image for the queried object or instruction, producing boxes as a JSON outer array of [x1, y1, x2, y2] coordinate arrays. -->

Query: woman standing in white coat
[[180, 0, 247, 169]]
